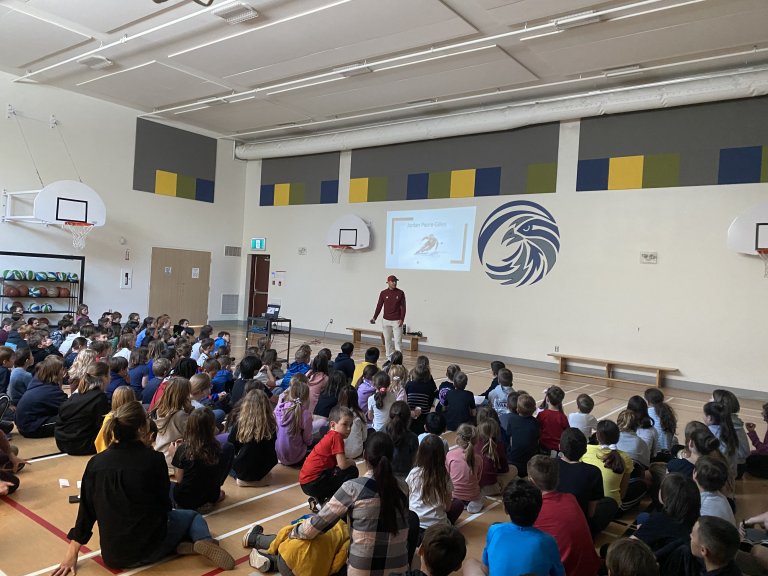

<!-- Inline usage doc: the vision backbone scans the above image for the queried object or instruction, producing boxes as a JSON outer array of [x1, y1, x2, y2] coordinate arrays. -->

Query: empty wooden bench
[[547, 353, 678, 388], [347, 327, 427, 352]]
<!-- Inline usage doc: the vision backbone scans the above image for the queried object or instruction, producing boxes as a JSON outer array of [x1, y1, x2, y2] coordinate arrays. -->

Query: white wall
[[0, 70, 246, 321], [241, 125, 768, 393]]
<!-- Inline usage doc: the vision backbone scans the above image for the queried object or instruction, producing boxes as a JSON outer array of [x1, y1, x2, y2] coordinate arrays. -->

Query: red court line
[[1, 495, 120, 574], [199, 554, 250, 576]]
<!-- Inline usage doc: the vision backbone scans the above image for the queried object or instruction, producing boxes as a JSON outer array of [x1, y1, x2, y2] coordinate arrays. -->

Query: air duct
[[235, 68, 768, 160]]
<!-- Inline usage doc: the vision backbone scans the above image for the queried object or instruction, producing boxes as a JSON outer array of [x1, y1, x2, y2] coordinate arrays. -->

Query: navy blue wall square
[[406, 173, 430, 200], [577, 158, 610, 191], [475, 167, 502, 196], [320, 180, 339, 204], [718, 146, 763, 184], [195, 178, 215, 203], [260, 184, 275, 207]]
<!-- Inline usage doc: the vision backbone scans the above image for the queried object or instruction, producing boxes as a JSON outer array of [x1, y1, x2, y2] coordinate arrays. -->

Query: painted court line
[[204, 480, 300, 517], [29, 452, 67, 463]]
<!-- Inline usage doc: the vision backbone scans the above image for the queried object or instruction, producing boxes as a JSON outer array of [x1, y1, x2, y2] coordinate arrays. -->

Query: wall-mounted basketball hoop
[[2, 180, 106, 250], [325, 214, 371, 264]]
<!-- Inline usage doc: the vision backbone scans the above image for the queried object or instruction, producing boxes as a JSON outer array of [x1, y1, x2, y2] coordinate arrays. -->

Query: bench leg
[[410, 337, 418, 353], [352, 330, 362, 345], [605, 363, 613, 385], [655, 371, 662, 388], [557, 357, 566, 374]]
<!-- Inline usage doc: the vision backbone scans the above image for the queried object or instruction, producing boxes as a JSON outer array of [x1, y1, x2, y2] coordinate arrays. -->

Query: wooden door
[[247, 254, 270, 317], [149, 247, 211, 326]]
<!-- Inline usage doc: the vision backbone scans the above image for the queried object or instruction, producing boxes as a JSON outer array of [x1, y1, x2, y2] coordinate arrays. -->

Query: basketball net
[[758, 249, 768, 278], [328, 245, 348, 264], [62, 221, 94, 250]]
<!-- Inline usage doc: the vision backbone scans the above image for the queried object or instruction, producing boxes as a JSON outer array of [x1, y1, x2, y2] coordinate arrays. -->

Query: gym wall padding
[[133, 118, 217, 203]]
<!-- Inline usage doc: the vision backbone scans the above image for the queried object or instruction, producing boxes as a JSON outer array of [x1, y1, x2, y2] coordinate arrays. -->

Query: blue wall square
[[195, 178, 215, 203], [260, 184, 275, 206], [474, 167, 501, 196], [320, 180, 339, 204], [576, 158, 610, 191], [718, 146, 763, 184], [406, 173, 429, 200]]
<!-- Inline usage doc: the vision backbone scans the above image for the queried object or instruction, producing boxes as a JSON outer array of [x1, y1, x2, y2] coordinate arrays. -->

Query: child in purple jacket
[[275, 377, 313, 466]]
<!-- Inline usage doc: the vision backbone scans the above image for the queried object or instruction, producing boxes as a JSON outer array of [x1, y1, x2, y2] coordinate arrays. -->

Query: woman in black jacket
[[55, 362, 110, 455]]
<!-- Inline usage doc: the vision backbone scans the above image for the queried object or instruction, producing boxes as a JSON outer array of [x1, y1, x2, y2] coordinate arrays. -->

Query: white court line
[[457, 500, 501, 527], [23, 551, 104, 576], [562, 386, 611, 408], [597, 403, 631, 421], [29, 452, 67, 463], [205, 481, 300, 517]]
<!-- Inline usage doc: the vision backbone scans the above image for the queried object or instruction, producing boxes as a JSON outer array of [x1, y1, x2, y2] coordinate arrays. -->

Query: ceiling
[[1, 0, 767, 144]]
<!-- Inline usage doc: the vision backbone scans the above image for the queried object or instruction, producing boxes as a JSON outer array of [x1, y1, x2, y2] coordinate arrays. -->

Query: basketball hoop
[[328, 244, 348, 264], [758, 248, 768, 278], [62, 221, 94, 250]]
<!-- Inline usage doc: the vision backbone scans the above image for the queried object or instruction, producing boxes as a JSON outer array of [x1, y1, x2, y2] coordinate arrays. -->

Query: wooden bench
[[547, 353, 678, 388], [347, 327, 426, 352]]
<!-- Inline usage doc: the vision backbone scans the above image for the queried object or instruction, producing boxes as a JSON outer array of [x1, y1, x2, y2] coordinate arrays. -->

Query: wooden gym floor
[[2, 323, 767, 576]]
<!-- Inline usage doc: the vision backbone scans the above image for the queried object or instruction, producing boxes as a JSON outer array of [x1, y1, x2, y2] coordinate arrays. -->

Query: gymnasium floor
[[3, 324, 768, 576]]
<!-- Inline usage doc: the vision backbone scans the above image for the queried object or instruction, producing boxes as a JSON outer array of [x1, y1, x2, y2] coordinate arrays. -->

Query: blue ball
[[27, 303, 42, 313], [35, 272, 47, 281], [68, 273, 79, 282]]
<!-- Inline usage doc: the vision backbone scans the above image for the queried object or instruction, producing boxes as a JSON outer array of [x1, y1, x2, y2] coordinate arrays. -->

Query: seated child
[[393, 524, 467, 576], [351, 347, 379, 388], [605, 538, 659, 576], [211, 355, 234, 395], [537, 386, 568, 454], [105, 357, 129, 405], [487, 368, 514, 415], [745, 402, 768, 478], [528, 455, 601, 576], [568, 393, 598, 441], [442, 371, 476, 432], [280, 344, 312, 392], [480, 360, 505, 397], [418, 411, 450, 453], [299, 405, 359, 512], [141, 357, 170, 406], [332, 342, 355, 381], [477, 478, 564, 576], [446, 424, 483, 513], [686, 516, 741, 576], [437, 364, 460, 408], [504, 394, 540, 477], [694, 456, 736, 526], [189, 373, 225, 427]]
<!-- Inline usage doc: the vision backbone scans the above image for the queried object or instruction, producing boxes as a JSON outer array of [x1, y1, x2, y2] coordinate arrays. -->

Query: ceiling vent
[[76, 55, 114, 70], [213, 2, 259, 24]]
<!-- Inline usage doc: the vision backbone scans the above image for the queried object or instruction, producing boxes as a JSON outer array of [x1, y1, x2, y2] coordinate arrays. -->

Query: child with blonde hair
[[67, 348, 98, 388], [95, 385, 137, 452], [275, 377, 312, 466], [477, 418, 516, 495], [387, 364, 408, 402], [446, 423, 483, 513], [151, 377, 193, 473], [228, 389, 278, 486], [190, 372, 225, 427]]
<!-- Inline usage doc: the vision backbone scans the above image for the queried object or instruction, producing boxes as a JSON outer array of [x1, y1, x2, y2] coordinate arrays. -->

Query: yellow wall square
[[450, 169, 476, 198], [349, 178, 369, 203], [274, 183, 290, 206], [155, 170, 177, 196], [608, 156, 644, 190]]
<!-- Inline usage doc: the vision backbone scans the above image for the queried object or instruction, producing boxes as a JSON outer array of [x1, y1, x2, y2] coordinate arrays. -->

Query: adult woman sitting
[[290, 431, 418, 576], [16, 355, 67, 438], [54, 362, 110, 455], [53, 401, 234, 573]]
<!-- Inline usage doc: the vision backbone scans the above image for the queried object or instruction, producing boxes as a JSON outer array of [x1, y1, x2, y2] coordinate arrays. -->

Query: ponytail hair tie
[[599, 444, 618, 451], [378, 387, 388, 393], [293, 398, 302, 406]]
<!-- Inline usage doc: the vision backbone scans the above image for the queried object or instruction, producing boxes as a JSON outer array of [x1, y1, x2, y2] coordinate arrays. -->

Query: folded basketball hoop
[[758, 248, 768, 278], [328, 244, 348, 264], [62, 221, 94, 250]]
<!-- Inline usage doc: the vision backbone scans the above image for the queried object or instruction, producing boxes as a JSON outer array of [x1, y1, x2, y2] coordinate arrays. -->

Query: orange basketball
[[37, 287, 48, 297], [3, 286, 19, 297], [47, 286, 60, 298], [58, 287, 70, 298], [16, 284, 29, 296]]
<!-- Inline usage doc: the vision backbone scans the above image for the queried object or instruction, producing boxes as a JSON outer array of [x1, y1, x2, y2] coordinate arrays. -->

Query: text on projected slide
[[386, 207, 476, 271]]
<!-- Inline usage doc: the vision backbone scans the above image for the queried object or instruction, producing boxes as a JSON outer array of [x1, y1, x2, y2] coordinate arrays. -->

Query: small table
[[247, 316, 292, 362]]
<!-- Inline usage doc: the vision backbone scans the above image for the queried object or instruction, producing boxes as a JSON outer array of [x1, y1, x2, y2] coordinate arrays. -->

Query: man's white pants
[[381, 318, 402, 359]]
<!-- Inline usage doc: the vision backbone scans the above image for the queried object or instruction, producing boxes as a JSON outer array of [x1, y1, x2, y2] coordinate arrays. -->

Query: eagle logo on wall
[[477, 200, 560, 287]]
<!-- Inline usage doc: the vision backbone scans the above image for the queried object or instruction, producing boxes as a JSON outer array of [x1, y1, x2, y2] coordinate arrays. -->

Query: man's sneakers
[[307, 497, 320, 514], [249, 549, 277, 573]]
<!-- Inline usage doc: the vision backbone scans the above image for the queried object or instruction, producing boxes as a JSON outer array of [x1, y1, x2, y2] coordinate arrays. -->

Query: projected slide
[[386, 207, 476, 271]]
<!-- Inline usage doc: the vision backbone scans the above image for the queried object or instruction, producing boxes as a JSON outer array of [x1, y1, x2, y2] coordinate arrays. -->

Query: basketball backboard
[[34, 181, 106, 226], [325, 214, 370, 249], [727, 201, 768, 256]]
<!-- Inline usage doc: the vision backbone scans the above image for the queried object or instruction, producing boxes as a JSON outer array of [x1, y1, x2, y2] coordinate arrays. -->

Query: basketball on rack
[[27, 303, 42, 313], [41, 303, 53, 313], [46, 272, 58, 281], [68, 272, 79, 282], [34, 272, 47, 281], [47, 287, 60, 298], [3, 303, 11, 312], [38, 287, 48, 297], [12, 270, 24, 280], [2, 270, 14, 280], [25, 270, 35, 281], [56, 272, 67, 281], [29, 287, 42, 297], [16, 284, 29, 296], [58, 287, 70, 298], [3, 286, 19, 297]]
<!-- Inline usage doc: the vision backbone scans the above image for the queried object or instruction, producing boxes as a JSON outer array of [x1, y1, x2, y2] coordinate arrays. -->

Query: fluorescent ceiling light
[[553, 10, 601, 30], [604, 65, 643, 77], [333, 64, 373, 77], [376, 45, 496, 72], [609, 0, 707, 21], [174, 105, 211, 115], [266, 76, 344, 96], [520, 30, 564, 42]]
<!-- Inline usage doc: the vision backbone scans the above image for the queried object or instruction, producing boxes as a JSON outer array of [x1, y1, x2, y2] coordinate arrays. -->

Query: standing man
[[370, 275, 406, 361]]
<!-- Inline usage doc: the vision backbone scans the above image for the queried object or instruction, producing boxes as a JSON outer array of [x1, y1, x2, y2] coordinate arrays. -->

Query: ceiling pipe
[[235, 68, 768, 160]]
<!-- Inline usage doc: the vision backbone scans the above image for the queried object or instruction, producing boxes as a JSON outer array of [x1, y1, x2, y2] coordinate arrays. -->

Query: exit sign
[[251, 238, 266, 251]]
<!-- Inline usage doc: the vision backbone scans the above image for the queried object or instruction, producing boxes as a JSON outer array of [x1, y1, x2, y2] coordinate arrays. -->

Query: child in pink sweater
[[445, 424, 483, 513]]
